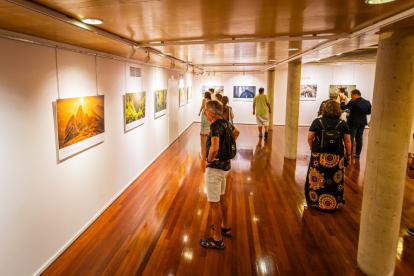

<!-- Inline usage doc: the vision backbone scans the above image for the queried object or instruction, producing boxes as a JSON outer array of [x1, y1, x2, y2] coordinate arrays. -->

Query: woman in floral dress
[[305, 101, 352, 210], [198, 92, 212, 135]]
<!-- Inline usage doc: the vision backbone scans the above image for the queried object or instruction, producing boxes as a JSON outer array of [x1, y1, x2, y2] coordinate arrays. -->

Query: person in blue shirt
[[340, 89, 371, 159]]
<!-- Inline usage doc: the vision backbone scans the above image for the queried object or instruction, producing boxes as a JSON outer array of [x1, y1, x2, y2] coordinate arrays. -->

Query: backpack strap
[[333, 119, 343, 130], [318, 118, 326, 131]]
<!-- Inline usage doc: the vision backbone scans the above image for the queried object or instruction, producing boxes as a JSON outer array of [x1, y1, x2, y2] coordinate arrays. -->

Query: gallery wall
[[0, 37, 195, 276], [274, 63, 376, 126], [193, 72, 267, 125]]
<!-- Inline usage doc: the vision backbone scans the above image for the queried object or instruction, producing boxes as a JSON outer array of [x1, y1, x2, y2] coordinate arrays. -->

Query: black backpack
[[318, 118, 343, 150], [217, 120, 237, 159]]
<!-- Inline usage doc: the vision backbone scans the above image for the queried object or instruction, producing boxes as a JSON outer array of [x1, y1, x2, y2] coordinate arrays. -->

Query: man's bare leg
[[210, 202, 223, 241], [258, 126, 263, 136]]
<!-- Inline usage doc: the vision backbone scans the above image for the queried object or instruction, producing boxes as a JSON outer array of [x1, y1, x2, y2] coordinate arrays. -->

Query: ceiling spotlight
[[269, 59, 277, 62], [288, 48, 299, 51], [169, 61, 175, 70], [143, 52, 150, 63], [127, 46, 136, 59], [336, 53, 342, 56], [186, 65, 189, 72], [81, 18, 104, 25], [365, 0, 395, 4], [163, 53, 173, 55], [202, 71, 206, 75], [213, 71, 215, 76], [208, 72, 210, 76], [192, 68, 195, 75]]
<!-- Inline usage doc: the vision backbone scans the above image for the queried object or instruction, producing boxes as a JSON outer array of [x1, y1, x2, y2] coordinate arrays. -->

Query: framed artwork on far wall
[[154, 89, 167, 118], [202, 85, 224, 98], [329, 85, 356, 99], [179, 87, 186, 107], [300, 84, 318, 101], [233, 86, 256, 101], [56, 95, 105, 160], [125, 91, 146, 132], [187, 86, 192, 104]]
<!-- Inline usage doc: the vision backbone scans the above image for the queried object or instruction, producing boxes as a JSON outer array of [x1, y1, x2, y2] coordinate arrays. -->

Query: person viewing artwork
[[252, 87, 271, 138], [215, 93, 223, 102], [199, 92, 212, 135], [305, 101, 352, 210], [221, 96, 234, 125]]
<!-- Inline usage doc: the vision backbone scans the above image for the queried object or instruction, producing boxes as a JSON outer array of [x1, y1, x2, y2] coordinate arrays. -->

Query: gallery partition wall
[[0, 37, 195, 276]]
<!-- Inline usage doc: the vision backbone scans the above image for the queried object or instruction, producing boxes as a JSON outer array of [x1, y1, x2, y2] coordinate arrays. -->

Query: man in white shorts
[[200, 100, 239, 250], [253, 87, 272, 138]]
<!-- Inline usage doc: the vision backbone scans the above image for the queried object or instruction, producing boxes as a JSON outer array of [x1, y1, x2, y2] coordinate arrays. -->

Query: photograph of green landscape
[[125, 92, 146, 131], [154, 89, 167, 118]]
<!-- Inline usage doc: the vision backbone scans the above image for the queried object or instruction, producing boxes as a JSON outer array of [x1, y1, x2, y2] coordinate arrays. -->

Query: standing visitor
[[305, 101, 352, 210], [253, 87, 271, 138], [340, 89, 371, 159], [199, 92, 212, 135], [221, 96, 234, 125], [200, 100, 239, 249]]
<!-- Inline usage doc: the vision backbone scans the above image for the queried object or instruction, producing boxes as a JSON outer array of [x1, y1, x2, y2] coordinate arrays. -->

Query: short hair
[[204, 92, 211, 99], [259, 87, 265, 93], [215, 93, 223, 101], [351, 89, 361, 96], [206, 100, 223, 115], [322, 100, 341, 118], [209, 88, 214, 93], [339, 88, 346, 93]]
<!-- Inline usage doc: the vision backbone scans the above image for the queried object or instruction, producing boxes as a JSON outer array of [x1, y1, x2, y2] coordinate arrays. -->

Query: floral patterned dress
[[200, 99, 211, 135], [305, 117, 350, 210]]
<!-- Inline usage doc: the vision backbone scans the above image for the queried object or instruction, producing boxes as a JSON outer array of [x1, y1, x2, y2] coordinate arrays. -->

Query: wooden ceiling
[[1, 0, 414, 72]]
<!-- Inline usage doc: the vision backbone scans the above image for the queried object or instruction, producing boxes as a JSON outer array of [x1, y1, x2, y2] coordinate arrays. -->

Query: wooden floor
[[43, 123, 414, 276]]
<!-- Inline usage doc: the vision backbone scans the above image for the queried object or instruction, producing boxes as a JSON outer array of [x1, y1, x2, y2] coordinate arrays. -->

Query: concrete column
[[284, 62, 301, 159], [357, 28, 414, 276], [267, 70, 275, 130]]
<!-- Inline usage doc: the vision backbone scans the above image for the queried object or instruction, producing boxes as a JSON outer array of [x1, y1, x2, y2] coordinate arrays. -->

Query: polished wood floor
[[43, 123, 414, 276]]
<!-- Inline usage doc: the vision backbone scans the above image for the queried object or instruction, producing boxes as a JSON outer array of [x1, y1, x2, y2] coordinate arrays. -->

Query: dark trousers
[[350, 125, 365, 156]]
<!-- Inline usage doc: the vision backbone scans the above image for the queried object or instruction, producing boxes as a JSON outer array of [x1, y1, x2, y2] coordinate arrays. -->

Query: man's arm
[[341, 100, 352, 111], [266, 103, 272, 114], [252, 103, 255, 115], [207, 137, 219, 163], [367, 101, 372, 115]]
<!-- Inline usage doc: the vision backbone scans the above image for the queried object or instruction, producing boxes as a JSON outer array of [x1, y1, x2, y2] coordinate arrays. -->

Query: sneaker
[[408, 228, 414, 236], [354, 154, 360, 159], [264, 131, 268, 139]]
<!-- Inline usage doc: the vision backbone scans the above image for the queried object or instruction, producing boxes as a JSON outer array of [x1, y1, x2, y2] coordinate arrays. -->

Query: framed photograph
[[154, 89, 167, 118], [125, 92, 146, 131], [300, 84, 318, 101], [56, 95, 105, 160], [202, 85, 224, 98], [329, 85, 356, 99], [179, 87, 186, 107], [233, 86, 256, 101], [187, 86, 192, 104]]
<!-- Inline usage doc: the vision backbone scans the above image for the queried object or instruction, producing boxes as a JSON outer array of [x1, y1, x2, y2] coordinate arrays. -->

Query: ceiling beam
[[192, 62, 272, 67], [138, 34, 348, 47]]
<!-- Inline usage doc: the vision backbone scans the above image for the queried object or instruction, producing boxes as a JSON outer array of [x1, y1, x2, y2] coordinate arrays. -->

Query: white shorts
[[256, 114, 269, 127], [205, 167, 229, 202]]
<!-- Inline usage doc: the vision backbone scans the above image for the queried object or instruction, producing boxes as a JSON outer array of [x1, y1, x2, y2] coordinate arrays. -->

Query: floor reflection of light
[[250, 192, 254, 196], [197, 209, 202, 216], [203, 187, 207, 194], [259, 260, 267, 274], [247, 177, 251, 181], [253, 216, 259, 222], [396, 236, 404, 261], [183, 251, 193, 260], [183, 235, 188, 242]]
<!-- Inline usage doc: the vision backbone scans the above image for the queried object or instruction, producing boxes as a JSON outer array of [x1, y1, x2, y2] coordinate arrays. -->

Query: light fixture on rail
[[365, 0, 395, 4], [186, 65, 189, 72], [127, 46, 136, 59], [143, 52, 150, 63]]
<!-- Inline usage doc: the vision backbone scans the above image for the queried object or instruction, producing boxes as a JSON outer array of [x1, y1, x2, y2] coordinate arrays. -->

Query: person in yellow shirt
[[253, 87, 272, 138]]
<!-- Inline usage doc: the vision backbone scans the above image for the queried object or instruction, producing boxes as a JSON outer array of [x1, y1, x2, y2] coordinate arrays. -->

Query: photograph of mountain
[[179, 87, 186, 107], [187, 86, 192, 103], [154, 89, 167, 118], [125, 92, 146, 125], [57, 95, 105, 150]]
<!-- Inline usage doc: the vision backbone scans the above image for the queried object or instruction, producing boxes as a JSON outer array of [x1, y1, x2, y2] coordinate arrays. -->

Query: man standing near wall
[[200, 100, 239, 250], [253, 87, 272, 138], [340, 89, 371, 159]]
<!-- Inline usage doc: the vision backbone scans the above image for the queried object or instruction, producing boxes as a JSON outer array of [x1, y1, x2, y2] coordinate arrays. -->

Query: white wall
[[193, 72, 267, 124], [274, 63, 376, 126], [0, 37, 195, 276]]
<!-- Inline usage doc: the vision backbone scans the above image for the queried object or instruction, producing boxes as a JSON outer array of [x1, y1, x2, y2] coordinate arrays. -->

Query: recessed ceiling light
[[288, 48, 299, 51], [81, 18, 104, 25], [336, 53, 342, 55], [365, 0, 395, 4], [269, 59, 277, 62], [163, 53, 173, 55], [315, 58, 321, 61]]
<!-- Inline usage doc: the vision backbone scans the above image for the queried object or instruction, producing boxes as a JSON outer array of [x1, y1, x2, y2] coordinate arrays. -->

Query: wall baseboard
[[179, 121, 194, 136], [34, 143, 171, 276]]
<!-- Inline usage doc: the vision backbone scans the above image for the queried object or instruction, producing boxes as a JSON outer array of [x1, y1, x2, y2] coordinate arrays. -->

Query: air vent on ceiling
[[130, 66, 141, 77]]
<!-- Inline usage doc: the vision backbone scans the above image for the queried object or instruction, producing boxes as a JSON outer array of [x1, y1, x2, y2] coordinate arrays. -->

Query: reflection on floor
[[43, 123, 414, 276]]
